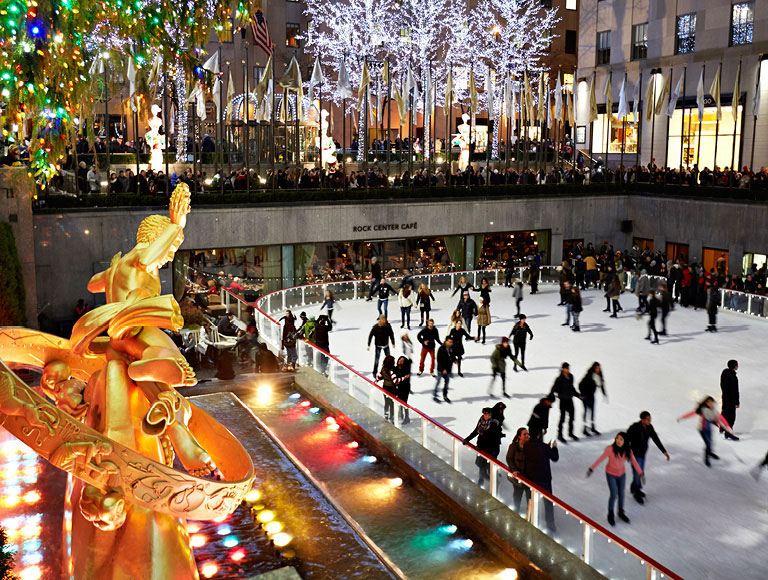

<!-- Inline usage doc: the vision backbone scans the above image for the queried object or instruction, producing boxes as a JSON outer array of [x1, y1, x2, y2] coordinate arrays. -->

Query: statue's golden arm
[[139, 223, 184, 272]]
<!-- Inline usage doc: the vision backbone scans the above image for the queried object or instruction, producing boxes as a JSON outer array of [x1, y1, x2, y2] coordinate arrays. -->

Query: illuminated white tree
[[304, 0, 400, 161], [480, 0, 561, 158]]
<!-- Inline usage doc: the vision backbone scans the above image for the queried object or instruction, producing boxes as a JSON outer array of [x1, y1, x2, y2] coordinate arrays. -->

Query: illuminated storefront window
[[667, 103, 742, 170], [591, 112, 639, 154]]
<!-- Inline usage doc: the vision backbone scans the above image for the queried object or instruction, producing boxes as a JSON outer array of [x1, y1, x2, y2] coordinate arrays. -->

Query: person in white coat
[[398, 284, 417, 330]]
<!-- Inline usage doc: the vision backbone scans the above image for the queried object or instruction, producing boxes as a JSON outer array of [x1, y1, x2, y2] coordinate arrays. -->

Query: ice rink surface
[[299, 283, 768, 580]]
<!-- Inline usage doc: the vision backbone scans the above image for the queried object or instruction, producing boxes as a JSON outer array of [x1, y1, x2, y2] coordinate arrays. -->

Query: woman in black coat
[[579, 362, 606, 436], [446, 319, 473, 377], [376, 355, 398, 423], [394, 356, 412, 424]]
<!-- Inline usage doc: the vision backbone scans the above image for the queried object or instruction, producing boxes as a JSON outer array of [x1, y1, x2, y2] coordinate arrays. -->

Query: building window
[[566, 0, 577, 9], [399, 27, 411, 47], [596, 31, 610, 65], [667, 99, 743, 170], [540, 0, 552, 8], [631, 23, 647, 60], [542, 29, 552, 53], [675, 13, 696, 54], [730, 2, 753, 46], [286, 23, 300, 48], [565, 30, 577, 54]]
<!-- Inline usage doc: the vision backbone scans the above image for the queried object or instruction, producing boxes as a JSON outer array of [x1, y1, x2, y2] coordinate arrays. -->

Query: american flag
[[250, 8, 273, 57]]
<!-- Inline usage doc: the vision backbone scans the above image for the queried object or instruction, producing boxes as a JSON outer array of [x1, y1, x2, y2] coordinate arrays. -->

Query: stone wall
[[31, 193, 766, 320]]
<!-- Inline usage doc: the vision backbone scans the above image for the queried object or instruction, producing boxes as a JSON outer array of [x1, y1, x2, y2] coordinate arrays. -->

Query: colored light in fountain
[[23, 491, 40, 504], [256, 383, 273, 404], [216, 525, 231, 536], [325, 417, 336, 425], [361, 455, 377, 463], [21, 539, 41, 553], [299, 400, 310, 408], [222, 535, 239, 548], [439, 524, 458, 534], [19, 566, 42, 580], [190, 534, 207, 548], [200, 562, 218, 578], [309, 407, 320, 414], [272, 532, 293, 547], [257, 510, 275, 523], [21, 552, 42, 566], [187, 522, 201, 534], [245, 489, 261, 502], [264, 521, 283, 534], [20, 523, 40, 538], [497, 569, 519, 580], [327, 423, 340, 431], [347, 441, 359, 449], [230, 548, 246, 562], [388, 477, 403, 488], [289, 393, 301, 399]]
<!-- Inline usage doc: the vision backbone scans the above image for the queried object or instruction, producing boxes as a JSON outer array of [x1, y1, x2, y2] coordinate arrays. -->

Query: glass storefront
[[743, 253, 767, 276], [667, 104, 743, 170], [173, 230, 550, 298], [633, 237, 654, 252], [702, 247, 729, 274]]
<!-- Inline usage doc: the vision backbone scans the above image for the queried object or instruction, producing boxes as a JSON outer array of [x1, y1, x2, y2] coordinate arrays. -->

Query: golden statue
[[0, 184, 255, 579]]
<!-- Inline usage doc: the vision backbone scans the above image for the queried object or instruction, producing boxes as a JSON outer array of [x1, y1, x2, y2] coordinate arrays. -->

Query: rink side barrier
[[221, 268, 686, 580]]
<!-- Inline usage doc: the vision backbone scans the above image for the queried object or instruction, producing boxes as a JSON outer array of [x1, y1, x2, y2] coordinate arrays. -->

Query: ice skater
[[446, 319, 472, 377], [719, 360, 740, 440], [416, 319, 441, 376], [705, 281, 719, 332], [606, 275, 623, 318], [658, 282, 673, 335], [376, 355, 398, 423], [550, 363, 582, 443], [463, 407, 504, 487], [506, 427, 531, 513], [588, 432, 643, 526], [570, 286, 583, 332], [416, 283, 434, 326], [578, 362, 606, 436], [451, 275, 475, 297], [678, 396, 736, 467], [320, 289, 335, 324], [374, 277, 397, 319], [489, 337, 515, 398], [476, 297, 491, 343], [512, 280, 524, 318], [527, 394, 555, 439], [367, 315, 395, 376], [456, 290, 479, 335], [643, 290, 660, 344], [398, 284, 416, 329], [635, 270, 650, 312], [433, 337, 456, 403], [510, 315, 533, 372], [626, 411, 669, 504]]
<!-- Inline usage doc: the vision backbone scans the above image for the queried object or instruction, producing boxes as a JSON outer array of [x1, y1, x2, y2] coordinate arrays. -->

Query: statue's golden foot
[[169, 422, 216, 477], [79, 484, 127, 531], [160, 434, 175, 467], [128, 357, 197, 388]]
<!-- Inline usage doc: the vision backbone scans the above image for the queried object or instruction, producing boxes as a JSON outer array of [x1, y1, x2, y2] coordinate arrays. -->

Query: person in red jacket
[[588, 432, 643, 526], [680, 266, 693, 307]]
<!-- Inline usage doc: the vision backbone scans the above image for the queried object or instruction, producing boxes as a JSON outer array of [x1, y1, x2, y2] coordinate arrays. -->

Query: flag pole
[[679, 65, 686, 181], [712, 62, 722, 173], [364, 69, 370, 193], [422, 64, 427, 172], [218, 44, 224, 194], [663, 67, 672, 175], [243, 29, 251, 196], [620, 72, 626, 178], [518, 76, 523, 173], [446, 62, 452, 185], [750, 55, 763, 179], [604, 70, 612, 167], [163, 59, 170, 196], [730, 59, 742, 185], [649, 69, 657, 170], [470, 62, 475, 173], [408, 58, 413, 179], [386, 56, 392, 182], [588, 71, 595, 172], [635, 71, 642, 170], [270, 47, 276, 192], [696, 64, 705, 176]]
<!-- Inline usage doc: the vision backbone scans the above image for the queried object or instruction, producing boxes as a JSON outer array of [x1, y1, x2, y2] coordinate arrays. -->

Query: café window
[[666, 242, 689, 264], [675, 13, 696, 54], [565, 30, 577, 55]]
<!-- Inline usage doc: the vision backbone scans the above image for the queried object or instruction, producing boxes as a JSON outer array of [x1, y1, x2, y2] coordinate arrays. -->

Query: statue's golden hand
[[168, 183, 191, 228]]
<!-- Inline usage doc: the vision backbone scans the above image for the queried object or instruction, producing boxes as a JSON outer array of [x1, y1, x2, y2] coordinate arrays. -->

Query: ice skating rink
[[300, 284, 768, 580]]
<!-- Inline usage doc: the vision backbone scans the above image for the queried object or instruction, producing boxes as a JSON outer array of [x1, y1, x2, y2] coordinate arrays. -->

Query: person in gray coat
[[635, 270, 650, 312]]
